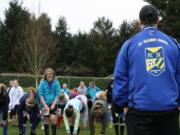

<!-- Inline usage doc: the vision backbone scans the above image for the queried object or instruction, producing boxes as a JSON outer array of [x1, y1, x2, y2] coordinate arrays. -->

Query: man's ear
[[139, 20, 145, 30], [139, 20, 143, 25]]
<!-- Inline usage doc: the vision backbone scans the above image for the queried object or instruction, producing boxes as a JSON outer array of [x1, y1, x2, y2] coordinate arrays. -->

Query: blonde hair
[[0, 83, 6, 92], [28, 87, 37, 95], [96, 91, 107, 101], [25, 96, 36, 107], [59, 92, 65, 100], [43, 68, 56, 80]]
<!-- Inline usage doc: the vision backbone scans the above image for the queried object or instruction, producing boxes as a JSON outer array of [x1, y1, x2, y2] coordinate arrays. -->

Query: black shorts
[[0, 108, 8, 121], [11, 105, 19, 116], [57, 104, 66, 114], [43, 105, 57, 117]]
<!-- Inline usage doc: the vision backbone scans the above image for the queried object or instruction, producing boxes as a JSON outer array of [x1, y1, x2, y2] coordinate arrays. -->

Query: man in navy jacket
[[113, 4, 180, 135]]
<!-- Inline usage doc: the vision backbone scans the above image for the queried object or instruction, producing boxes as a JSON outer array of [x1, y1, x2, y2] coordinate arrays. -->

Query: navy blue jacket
[[18, 94, 39, 116]]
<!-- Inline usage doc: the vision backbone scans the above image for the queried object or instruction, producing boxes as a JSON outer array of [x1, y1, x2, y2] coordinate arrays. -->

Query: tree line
[[0, 0, 179, 77]]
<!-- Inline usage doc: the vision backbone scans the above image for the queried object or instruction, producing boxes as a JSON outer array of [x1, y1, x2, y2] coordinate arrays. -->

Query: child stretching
[[89, 100, 107, 135]]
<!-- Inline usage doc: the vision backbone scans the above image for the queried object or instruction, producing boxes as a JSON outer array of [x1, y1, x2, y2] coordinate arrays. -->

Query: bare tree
[[15, 14, 58, 87]]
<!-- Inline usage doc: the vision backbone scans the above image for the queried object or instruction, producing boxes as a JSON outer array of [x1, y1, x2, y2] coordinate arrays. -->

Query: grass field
[[0, 122, 127, 135]]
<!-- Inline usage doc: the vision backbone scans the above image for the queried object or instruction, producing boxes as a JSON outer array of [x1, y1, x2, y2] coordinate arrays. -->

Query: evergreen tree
[[90, 17, 118, 76], [144, 0, 180, 41], [117, 20, 140, 47], [0, 0, 30, 72], [54, 16, 74, 75], [70, 32, 94, 76]]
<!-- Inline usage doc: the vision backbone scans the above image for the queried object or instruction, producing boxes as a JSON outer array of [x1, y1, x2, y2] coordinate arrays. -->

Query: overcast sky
[[0, 0, 148, 33]]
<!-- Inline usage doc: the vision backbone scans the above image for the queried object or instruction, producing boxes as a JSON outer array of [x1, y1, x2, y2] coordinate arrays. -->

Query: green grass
[[1, 122, 127, 135]]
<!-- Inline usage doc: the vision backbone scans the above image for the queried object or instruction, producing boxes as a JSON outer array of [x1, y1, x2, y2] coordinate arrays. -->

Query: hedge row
[[0, 75, 112, 90]]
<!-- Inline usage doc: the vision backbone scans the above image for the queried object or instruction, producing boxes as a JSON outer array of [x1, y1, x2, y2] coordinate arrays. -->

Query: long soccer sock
[[31, 130, 36, 135], [44, 124, 49, 135], [77, 127, 80, 135], [51, 124, 57, 135], [23, 124, 27, 135], [40, 116, 44, 130], [120, 117, 125, 135], [60, 116, 63, 124], [57, 116, 63, 128], [30, 124, 36, 135], [70, 126, 73, 135], [114, 124, 119, 135], [120, 125, 125, 135], [3, 125, 8, 135], [19, 129, 23, 135]]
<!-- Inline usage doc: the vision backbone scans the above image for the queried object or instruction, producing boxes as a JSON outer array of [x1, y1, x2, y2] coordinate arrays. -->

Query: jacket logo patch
[[145, 47, 165, 76]]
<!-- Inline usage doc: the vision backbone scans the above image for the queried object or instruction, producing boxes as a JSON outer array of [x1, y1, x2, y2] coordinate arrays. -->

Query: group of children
[[0, 68, 125, 135]]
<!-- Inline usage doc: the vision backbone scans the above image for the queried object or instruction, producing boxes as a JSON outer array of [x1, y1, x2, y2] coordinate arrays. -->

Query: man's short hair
[[139, 5, 159, 25]]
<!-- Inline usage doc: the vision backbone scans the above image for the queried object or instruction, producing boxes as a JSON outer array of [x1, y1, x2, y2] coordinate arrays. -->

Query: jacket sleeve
[[55, 80, 61, 97], [112, 40, 130, 107], [9, 88, 14, 109], [73, 110, 80, 134], [175, 43, 180, 106], [96, 87, 100, 92], [63, 108, 70, 134], [19, 87, 24, 100]]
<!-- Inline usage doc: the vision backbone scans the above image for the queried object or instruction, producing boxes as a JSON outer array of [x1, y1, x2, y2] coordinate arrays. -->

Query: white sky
[[0, 0, 148, 33]]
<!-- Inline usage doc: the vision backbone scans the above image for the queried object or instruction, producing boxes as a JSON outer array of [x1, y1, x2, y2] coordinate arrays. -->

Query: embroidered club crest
[[145, 47, 165, 76]]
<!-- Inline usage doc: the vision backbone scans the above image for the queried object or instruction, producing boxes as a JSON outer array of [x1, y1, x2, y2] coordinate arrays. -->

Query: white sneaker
[[41, 126, 44, 130]]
